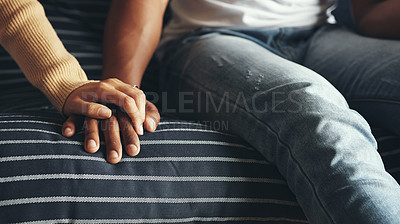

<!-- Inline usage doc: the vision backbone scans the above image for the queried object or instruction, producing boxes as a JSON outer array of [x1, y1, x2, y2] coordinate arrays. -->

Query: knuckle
[[134, 114, 145, 123], [85, 129, 97, 137], [106, 142, 117, 150], [123, 96, 135, 110], [98, 82, 112, 90], [136, 118, 145, 124], [127, 135, 137, 144], [136, 90, 146, 100], [85, 119, 97, 128], [107, 137, 121, 147], [105, 78, 120, 85], [97, 84, 107, 95], [124, 95, 133, 105], [131, 107, 142, 116], [98, 82, 107, 89]]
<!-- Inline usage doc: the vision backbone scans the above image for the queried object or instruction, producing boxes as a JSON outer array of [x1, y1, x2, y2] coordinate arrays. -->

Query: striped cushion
[[0, 114, 399, 223], [0, 111, 308, 223]]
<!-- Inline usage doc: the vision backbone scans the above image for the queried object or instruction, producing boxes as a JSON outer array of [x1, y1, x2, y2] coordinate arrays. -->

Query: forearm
[[0, 0, 92, 112], [102, 0, 168, 86], [351, 0, 400, 39]]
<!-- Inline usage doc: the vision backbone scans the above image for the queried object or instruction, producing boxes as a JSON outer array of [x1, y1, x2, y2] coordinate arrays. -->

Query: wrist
[[101, 74, 142, 87]]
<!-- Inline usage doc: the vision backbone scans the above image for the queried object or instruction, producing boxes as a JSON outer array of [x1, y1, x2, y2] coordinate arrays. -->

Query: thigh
[[160, 33, 346, 113], [304, 24, 400, 134], [159, 33, 400, 224], [159, 33, 369, 163]]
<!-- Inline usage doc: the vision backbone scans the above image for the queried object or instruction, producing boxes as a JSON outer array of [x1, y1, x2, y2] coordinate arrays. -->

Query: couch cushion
[[0, 111, 308, 223]]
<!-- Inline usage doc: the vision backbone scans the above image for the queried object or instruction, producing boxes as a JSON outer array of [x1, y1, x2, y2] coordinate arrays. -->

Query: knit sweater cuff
[[43, 78, 99, 113], [0, 0, 95, 112]]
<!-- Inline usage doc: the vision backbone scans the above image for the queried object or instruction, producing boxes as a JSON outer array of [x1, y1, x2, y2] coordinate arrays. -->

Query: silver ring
[[132, 85, 138, 88]]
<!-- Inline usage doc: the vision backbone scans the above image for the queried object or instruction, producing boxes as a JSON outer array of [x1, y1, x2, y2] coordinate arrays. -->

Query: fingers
[[118, 110, 140, 157], [63, 79, 146, 136], [116, 84, 146, 135], [102, 115, 122, 164], [84, 117, 100, 153], [62, 115, 83, 137], [144, 101, 160, 132], [96, 79, 146, 135]]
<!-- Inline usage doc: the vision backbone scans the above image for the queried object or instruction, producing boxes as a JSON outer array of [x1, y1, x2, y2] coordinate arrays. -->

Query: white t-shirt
[[160, 0, 336, 47]]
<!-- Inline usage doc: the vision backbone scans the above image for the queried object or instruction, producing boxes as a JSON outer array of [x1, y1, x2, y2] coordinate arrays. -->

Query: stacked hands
[[61, 78, 161, 164]]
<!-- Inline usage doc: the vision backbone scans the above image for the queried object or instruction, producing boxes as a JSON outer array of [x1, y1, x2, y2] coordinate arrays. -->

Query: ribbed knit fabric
[[0, 0, 96, 112]]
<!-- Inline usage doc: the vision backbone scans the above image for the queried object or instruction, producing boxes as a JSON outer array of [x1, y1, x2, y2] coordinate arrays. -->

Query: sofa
[[0, 1, 399, 223]]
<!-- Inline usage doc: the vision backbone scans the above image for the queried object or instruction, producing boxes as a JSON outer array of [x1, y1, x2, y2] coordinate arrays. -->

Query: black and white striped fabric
[[0, 1, 399, 223], [0, 111, 308, 223], [1, 115, 399, 224]]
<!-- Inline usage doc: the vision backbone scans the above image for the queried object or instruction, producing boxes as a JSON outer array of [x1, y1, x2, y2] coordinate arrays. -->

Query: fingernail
[[127, 144, 139, 156], [108, 150, 119, 160], [138, 125, 144, 135], [149, 119, 157, 131], [98, 108, 111, 118], [87, 139, 96, 150], [63, 127, 72, 136]]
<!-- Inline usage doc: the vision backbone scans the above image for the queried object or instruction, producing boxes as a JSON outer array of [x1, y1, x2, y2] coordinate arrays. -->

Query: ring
[[132, 85, 138, 88]]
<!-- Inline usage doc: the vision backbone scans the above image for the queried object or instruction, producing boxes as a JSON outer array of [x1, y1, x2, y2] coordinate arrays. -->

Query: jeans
[[156, 24, 400, 223]]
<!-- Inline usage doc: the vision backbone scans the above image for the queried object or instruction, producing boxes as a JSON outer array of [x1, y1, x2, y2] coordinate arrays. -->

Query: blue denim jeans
[[156, 24, 400, 223]]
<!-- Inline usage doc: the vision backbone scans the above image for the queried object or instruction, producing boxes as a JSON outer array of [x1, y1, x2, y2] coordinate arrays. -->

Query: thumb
[[65, 99, 112, 119]]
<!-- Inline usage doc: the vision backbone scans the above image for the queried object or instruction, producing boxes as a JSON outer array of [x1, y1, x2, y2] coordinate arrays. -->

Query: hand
[[62, 100, 160, 164], [63, 78, 146, 135]]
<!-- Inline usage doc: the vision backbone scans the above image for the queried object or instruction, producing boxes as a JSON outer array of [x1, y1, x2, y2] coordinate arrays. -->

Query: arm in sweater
[[0, 0, 164, 164], [0, 0, 95, 112]]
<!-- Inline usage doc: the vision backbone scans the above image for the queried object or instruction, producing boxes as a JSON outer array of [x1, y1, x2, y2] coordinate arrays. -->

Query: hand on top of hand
[[61, 78, 160, 164]]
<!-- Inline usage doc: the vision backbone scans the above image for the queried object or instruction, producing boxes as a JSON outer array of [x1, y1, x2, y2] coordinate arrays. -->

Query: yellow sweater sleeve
[[0, 0, 97, 112]]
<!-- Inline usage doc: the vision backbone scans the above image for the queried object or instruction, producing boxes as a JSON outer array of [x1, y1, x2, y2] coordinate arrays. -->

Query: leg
[[304, 24, 400, 135], [159, 33, 400, 223]]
